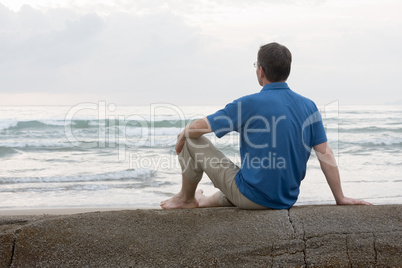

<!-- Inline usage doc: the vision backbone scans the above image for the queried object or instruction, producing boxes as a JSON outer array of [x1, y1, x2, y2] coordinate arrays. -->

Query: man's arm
[[175, 117, 212, 155], [313, 142, 372, 205]]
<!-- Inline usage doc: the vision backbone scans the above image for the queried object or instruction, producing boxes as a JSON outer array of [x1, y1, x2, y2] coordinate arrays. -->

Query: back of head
[[258, 42, 292, 82]]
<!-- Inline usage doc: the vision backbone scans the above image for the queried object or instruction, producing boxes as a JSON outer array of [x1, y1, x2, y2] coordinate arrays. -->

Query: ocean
[[0, 104, 401, 209]]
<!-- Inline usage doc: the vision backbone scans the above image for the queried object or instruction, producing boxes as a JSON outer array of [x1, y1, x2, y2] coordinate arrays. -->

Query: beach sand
[[0, 207, 156, 216]]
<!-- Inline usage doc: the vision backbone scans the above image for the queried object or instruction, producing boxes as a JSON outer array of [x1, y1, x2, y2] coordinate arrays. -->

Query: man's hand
[[336, 196, 373, 206], [175, 134, 185, 155], [175, 118, 212, 155]]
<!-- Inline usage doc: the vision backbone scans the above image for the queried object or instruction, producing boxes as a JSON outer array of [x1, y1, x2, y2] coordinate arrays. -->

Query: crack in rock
[[373, 233, 377, 267], [8, 228, 22, 268], [287, 209, 296, 238], [8, 234, 16, 268], [300, 218, 308, 267], [304, 230, 400, 241], [345, 235, 351, 268], [0, 220, 28, 226], [271, 249, 305, 258]]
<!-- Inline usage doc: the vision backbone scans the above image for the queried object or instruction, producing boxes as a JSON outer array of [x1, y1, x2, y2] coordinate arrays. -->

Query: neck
[[263, 80, 286, 86], [262, 80, 271, 86]]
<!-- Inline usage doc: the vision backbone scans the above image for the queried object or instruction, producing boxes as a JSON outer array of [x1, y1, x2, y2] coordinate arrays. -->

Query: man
[[161, 42, 372, 209]]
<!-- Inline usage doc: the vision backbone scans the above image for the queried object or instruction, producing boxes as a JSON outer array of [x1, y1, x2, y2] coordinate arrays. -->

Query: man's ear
[[259, 66, 266, 80]]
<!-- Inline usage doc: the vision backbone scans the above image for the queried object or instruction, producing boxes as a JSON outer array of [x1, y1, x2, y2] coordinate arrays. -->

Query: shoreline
[[0, 207, 159, 216]]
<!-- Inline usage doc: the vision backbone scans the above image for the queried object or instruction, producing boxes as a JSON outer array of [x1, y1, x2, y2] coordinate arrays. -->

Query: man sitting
[[161, 42, 372, 209]]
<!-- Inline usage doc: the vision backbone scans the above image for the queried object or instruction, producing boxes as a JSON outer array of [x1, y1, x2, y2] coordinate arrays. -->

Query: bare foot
[[195, 189, 207, 207], [160, 192, 198, 209], [195, 189, 221, 208]]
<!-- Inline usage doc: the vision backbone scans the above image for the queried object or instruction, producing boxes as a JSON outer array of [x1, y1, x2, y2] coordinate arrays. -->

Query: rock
[[0, 233, 14, 268], [0, 205, 401, 267]]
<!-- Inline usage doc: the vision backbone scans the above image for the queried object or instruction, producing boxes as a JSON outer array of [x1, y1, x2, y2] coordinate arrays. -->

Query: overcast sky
[[0, 0, 401, 106]]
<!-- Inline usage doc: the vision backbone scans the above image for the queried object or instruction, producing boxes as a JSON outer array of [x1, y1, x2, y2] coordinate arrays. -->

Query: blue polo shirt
[[206, 82, 327, 209]]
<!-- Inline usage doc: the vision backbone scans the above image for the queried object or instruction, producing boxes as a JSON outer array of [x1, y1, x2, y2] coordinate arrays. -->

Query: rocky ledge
[[1, 205, 401, 267]]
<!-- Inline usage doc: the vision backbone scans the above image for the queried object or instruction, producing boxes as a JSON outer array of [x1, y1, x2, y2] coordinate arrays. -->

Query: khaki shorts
[[179, 136, 268, 210]]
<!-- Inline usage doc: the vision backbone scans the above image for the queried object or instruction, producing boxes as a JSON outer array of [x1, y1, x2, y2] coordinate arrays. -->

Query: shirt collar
[[261, 82, 290, 91]]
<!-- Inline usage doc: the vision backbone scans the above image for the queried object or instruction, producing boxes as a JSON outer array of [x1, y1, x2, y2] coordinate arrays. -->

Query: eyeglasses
[[253, 62, 258, 68]]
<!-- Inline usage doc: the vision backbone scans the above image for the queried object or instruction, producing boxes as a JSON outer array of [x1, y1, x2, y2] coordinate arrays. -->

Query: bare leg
[[195, 190, 221, 208], [160, 173, 199, 209]]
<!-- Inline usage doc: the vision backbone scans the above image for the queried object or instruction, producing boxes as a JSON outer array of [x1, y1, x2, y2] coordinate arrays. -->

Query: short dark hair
[[257, 42, 292, 82]]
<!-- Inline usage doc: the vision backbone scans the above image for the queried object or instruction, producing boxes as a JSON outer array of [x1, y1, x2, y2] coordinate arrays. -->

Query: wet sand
[[0, 207, 156, 216]]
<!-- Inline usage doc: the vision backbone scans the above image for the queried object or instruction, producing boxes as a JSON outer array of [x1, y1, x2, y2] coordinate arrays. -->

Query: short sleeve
[[311, 111, 328, 147], [301, 104, 328, 151], [206, 100, 241, 138]]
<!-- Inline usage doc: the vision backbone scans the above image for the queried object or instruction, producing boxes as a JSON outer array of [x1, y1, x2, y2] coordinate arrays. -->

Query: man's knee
[[185, 136, 212, 152], [178, 137, 210, 170]]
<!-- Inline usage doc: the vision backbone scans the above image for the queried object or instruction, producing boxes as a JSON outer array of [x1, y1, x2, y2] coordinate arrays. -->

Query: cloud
[[0, 1, 401, 105], [0, 4, 207, 99], [0, 2, 256, 105], [18, 14, 103, 67], [0, 4, 105, 92]]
